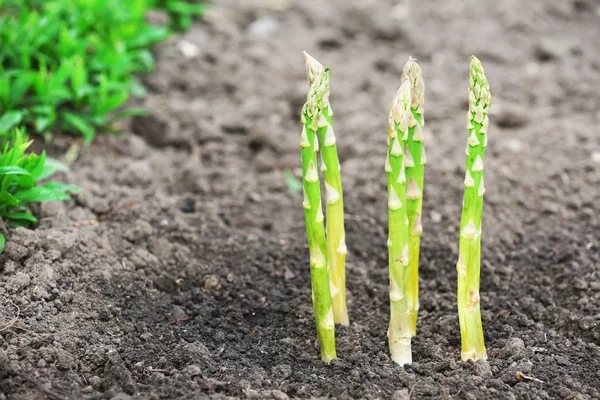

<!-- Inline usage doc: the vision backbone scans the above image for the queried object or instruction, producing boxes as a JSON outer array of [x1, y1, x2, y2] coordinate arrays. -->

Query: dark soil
[[2, 0, 600, 399]]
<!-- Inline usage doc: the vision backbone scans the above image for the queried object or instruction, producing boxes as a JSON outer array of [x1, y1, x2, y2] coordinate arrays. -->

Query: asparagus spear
[[400, 58, 425, 335], [303, 52, 349, 326], [301, 53, 336, 362], [387, 78, 413, 365], [457, 56, 491, 362]]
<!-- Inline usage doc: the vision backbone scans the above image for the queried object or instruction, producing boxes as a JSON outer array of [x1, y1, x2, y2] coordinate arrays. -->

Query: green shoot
[[457, 56, 491, 362], [151, 0, 209, 31], [400, 58, 426, 335], [387, 78, 412, 365], [0, 0, 206, 143], [300, 53, 336, 362], [304, 53, 349, 326], [0, 128, 80, 252]]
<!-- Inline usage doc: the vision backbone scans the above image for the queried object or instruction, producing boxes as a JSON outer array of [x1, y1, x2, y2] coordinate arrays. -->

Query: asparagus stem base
[[457, 239, 486, 362], [407, 236, 420, 335]]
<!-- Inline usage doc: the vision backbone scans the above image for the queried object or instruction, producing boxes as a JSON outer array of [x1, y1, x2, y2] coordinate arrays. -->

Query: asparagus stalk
[[457, 56, 491, 362], [387, 78, 413, 365], [400, 58, 426, 335], [303, 52, 349, 326], [300, 53, 336, 362]]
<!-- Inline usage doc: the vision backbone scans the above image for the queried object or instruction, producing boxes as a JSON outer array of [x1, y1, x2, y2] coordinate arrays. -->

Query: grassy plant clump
[[0, 129, 80, 252], [0, 0, 206, 143], [457, 56, 491, 362]]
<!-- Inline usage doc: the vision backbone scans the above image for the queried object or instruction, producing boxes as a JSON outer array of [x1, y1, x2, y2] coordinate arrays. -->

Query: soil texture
[[1, 0, 600, 399]]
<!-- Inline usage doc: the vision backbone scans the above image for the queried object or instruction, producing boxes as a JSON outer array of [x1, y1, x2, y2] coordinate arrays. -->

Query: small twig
[[73, 219, 98, 227], [0, 298, 20, 332], [516, 371, 544, 384], [488, 309, 509, 328], [409, 382, 418, 399], [169, 316, 193, 325]]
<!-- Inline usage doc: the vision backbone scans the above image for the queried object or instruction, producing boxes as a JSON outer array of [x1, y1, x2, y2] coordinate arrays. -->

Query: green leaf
[[0, 110, 25, 132], [126, 25, 169, 49], [71, 57, 88, 100], [98, 91, 129, 115], [35, 113, 57, 132], [12, 186, 72, 203], [166, 0, 209, 16], [39, 157, 70, 181], [0, 166, 32, 176], [130, 79, 147, 97], [3, 211, 38, 224], [0, 190, 19, 207], [133, 49, 155, 73], [283, 169, 303, 193], [108, 107, 148, 123], [7, 72, 32, 109], [0, 233, 5, 253], [63, 112, 95, 143], [42, 181, 82, 194], [7, 219, 32, 228]]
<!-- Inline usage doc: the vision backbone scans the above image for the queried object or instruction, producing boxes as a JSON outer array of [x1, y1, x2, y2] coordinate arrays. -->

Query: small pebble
[[177, 40, 200, 58], [204, 275, 221, 290]]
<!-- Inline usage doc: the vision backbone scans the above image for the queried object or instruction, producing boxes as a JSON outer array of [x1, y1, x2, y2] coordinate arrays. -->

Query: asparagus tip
[[303, 51, 324, 86]]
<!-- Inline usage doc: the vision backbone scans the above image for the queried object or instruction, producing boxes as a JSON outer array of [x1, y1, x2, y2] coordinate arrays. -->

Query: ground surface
[[1, 0, 600, 399]]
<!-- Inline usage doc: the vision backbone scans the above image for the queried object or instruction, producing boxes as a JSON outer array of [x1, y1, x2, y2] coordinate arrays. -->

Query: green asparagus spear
[[301, 53, 336, 362], [387, 78, 413, 365], [304, 52, 349, 326], [400, 58, 426, 335], [457, 56, 491, 362]]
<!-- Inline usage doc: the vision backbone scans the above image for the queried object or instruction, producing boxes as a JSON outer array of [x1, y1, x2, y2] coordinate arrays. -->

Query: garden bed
[[1, 0, 599, 398]]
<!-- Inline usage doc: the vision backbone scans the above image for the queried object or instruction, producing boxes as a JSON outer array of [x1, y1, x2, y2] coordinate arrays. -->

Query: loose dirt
[[1, 0, 599, 398]]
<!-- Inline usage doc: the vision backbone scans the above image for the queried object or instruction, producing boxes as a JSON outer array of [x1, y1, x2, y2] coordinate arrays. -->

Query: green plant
[[457, 56, 490, 362], [399, 59, 426, 335], [300, 53, 336, 363], [0, 0, 204, 143], [386, 78, 412, 365], [152, 0, 208, 31], [303, 53, 349, 326], [0, 128, 80, 252]]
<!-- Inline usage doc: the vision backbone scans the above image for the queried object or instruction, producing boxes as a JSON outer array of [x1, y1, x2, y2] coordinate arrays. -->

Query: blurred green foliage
[[0, 128, 80, 252], [0, 0, 206, 143], [154, 0, 209, 31]]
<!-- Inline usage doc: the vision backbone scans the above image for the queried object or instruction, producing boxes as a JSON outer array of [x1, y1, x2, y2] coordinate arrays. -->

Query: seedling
[[457, 56, 490, 362], [386, 78, 413, 365], [152, 0, 209, 31], [400, 59, 426, 335], [300, 53, 339, 362], [0, 0, 206, 143], [0, 129, 80, 252], [303, 53, 349, 326]]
